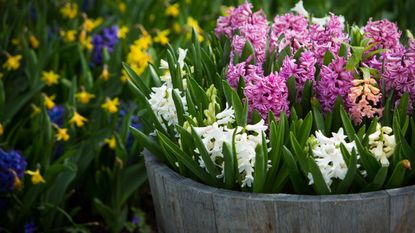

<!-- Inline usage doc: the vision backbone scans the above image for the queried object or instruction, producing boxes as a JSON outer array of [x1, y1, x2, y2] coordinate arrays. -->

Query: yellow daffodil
[[55, 126, 70, 141], [149, 14, 155, 22], [123, 26, 153, 77], [76, 89, 95, 104], [154, 30, 170, 45], [172, 23, 181, 34], [25, 169, 46, 184], [79, 30, 93, 51], [82, 17, 102, 32], [118, 2, 126, 12], [105, 136, 116, 150], [165, 3, 179, 17], [9, 170, 23, 190], [100, 65, 110, 81], [101, 97, 120, 114], [135, 35, 152, 50], [3, 54, 22, 71], [11, 38, 20, 46], [29, 35, 39, 48], [60, 2, 78, 19], [31, 104, 41, 117], [0, 122, 3, 136], [13, 175, 23, 190], [187, 17, 204, 42], [118, 26, 129, 39], [120, 70, 129, 83], [43, 94, 56, 110], [61, 30, 77, 42], [41, 70, 60, 86], [69, 111, 87, 127]]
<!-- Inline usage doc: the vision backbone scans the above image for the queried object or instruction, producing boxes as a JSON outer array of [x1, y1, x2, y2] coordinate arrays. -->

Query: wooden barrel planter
[[144, 152, 415, 233]]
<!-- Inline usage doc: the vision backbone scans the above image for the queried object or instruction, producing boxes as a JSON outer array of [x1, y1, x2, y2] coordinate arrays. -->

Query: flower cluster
[[194, 106, 268, 188], [244, 71, 290, 120], [92, 26, 119, 65], [0, 149, 27, 192], [217, 1, 415, 124], [148, 48, 189, 134], [308, 128, 357, 188], [348, 74, 383, 124], [368, 123, 396, 166]]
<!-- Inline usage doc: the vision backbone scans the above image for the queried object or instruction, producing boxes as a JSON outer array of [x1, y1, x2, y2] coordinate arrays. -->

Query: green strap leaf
[[312, 100, 326, 134], [283, 146, 308, 194], [354, 134, 380, 179], [307, 156, 331, 195], [340, 106, 356, 140], [289, 132, 309, 176], [253, 143, 265, 193], [172, 89, 186, 126], [298, 111, 313, 147], [222, 142, 235, 189], [191, 127, 220, 178], [123, 62, 152, 97], [362, 166, 388, 192], [386, 160, 411, 189], [157, 131, 218, 187], [337, 146, 357, 194]]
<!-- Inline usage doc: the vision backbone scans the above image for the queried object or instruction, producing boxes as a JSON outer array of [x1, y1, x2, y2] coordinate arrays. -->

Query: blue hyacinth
[[92, 26, 119, 65], [24, 221, 37, 233], [0, 149, 27, 192], [47, 105, 65, 127], [118, 103, 143, 151]]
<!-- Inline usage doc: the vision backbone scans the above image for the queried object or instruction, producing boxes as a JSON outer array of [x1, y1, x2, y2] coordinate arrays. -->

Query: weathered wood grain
[[388, 185, 415, 233], [275, 194, 321, 233], [144, 153, 415, 233], [177, 179, 218, 233]]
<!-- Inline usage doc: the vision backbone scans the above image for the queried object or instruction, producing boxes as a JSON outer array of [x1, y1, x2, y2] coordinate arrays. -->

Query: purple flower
[[309, 14, 349, 64], [280, 51, 317, 99], [364, 19, 402, 51], [118, 102, 143, 152], [24, 221, 36, 233], [92, 26, 119, 65], [214, 3, 268, 64], [232, 24, 268, 63], [381, 46, 415, 105], [0, 149, 27, 192], [47, 105, 65, 127], [244, 70, 290, 120], [215, 3, 267, 39], [226, 61, 247, 89], [131, 216, 141, 225], [317, 56, 354, 112], [270, 13, 310, 53]]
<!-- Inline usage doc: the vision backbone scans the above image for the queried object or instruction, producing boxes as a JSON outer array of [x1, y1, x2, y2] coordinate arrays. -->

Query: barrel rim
[[144, 151, 415, 201]]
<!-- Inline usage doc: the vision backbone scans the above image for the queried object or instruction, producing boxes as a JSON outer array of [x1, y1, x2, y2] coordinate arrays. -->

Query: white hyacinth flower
[[368, 123, 396, 167], [216, 103, 235, 125], [291, 1, 345, 28], [192, 106, 268, 188], [309, 128, 357, 189], [194, 122, 234, 174], [291, 1, 309, 17], [148, 83, 187, 136], [159, 48, 189, 88]]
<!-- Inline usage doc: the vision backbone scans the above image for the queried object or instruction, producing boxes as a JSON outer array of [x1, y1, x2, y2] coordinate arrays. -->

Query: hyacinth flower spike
[[348, 68, 383, 125]]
